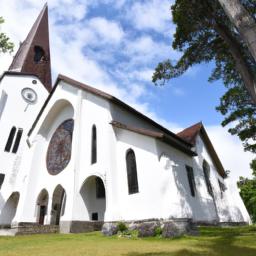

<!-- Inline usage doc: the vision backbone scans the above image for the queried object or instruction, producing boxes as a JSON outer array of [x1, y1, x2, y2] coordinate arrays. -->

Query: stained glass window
[[46, 119, 74, 175]]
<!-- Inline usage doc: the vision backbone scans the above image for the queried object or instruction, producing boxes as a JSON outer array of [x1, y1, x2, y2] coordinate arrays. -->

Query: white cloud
[[127, 0, 174, 34], [88, 17, 124, 45], [206, 125, 254, 184]]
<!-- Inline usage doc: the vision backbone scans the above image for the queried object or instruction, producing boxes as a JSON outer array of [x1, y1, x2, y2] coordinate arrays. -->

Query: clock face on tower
[[46, 119, 74, 175]]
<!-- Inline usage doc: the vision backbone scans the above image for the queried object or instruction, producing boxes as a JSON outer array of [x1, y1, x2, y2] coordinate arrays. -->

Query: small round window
[[21, 88, 37, 104]]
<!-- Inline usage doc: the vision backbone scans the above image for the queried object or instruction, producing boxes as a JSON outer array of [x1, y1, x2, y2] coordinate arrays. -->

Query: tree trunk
[[213, 20, 256, 104], [218, 0, 256, 64]]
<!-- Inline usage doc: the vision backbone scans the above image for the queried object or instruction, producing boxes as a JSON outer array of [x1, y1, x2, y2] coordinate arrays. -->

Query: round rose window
[[46, 119, 74, 175]]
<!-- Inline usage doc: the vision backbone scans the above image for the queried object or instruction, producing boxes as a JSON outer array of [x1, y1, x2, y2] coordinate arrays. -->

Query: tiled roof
[[177, 122, 203, 145], [177, 122, 226, 178]]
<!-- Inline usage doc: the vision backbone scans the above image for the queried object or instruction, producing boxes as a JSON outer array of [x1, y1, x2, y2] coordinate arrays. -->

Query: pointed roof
[[177, 122, 226, 178], [177, 122, 203, 145], [9, 4, 52, 92]]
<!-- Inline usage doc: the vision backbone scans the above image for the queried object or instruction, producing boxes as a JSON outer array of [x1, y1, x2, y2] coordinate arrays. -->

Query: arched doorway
[[50, 185, 66, 225], [0, 192, 20, 227], [36, 189, 49, 225], [80, 176, 106, 221]]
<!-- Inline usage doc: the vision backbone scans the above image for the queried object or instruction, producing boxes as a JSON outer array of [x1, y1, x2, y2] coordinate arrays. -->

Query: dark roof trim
[[57, 75, 192, 147], [111, 121, 197, 157], [111, 121, 163, 138], [28, 74, 193, 152], [199, 126, 226, 178], [0, 71, 41, 83]]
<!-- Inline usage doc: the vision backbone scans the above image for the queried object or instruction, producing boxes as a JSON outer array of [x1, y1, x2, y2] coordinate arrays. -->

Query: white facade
[[0, 74, 251, 233]]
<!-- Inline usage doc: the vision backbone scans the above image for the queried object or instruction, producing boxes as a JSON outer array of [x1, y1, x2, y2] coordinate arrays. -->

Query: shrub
[[154, 227, 162, 237], [117, 222, 128, 232]]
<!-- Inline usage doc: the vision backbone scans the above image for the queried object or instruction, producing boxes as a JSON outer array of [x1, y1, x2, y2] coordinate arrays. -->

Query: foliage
[[117, 222, 128, 232], [237, 170, 256, 223], [0, 227, 256, 255], [153, 0, 256, 161], [0, 16, 14, 54], [154, 226, 163, 237]]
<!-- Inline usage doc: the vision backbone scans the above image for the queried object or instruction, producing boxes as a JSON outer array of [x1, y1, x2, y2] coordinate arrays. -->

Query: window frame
[[186, 165, 196, 197], [91, 125, 97, 164], [126, 149, 139, 195], [4, 127, 17, 152]]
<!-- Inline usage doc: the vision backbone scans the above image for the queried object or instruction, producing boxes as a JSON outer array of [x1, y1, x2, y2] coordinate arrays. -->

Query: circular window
[[21, 88, 37, 104], [46, 119, 74, 175]]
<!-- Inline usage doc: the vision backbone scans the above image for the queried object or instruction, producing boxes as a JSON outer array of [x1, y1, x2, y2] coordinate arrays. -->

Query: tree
[[153, 0, 256, 103], [153, 0, 256, 159], [0, 17, 14, 54], [237, 165, 256, 223], [218, 0, 256, 64]]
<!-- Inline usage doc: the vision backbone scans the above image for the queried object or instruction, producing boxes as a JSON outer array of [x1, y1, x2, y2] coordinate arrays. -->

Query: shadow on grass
[[124, 226, 256, 256], [125, 250, 204, 256]]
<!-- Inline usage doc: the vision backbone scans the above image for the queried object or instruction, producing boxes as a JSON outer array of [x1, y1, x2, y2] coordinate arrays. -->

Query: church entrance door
[[36, 189, 49, 225], [80, 176, 106, 221], [50, 185, 66, 225]]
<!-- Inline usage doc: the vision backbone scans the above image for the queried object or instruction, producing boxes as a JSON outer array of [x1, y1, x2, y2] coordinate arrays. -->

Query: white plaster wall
[[14, 82, 77, 223], [194, 135, 249, 223], [0, 74, 48, 223], [72, 90, 116, 221]]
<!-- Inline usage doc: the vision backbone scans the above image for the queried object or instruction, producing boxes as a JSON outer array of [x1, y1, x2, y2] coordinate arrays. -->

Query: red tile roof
[[177, 122, 203, 145], [177, 122, 226, 178]]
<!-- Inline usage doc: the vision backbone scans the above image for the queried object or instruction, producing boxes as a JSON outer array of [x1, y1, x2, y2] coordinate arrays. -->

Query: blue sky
[[0, 0, 254, 183]]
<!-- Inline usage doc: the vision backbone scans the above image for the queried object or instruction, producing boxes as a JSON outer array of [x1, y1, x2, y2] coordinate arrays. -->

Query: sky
[[0, 0, 254, 184]]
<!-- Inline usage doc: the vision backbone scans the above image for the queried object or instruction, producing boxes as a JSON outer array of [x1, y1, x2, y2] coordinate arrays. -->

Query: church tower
[[9, 4, 52, 92]]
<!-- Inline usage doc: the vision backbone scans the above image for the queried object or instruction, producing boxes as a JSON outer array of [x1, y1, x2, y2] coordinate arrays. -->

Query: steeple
[[9, 4, 52, 92]]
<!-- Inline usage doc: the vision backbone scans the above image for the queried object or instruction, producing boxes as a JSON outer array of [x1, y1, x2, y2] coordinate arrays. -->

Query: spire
[[9, 4, 52, 92]]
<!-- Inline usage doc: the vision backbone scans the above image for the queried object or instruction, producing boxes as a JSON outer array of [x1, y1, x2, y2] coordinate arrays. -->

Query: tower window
[[34, 46, 45, 63], [126, 149, 139, 194], [4, 127, 16, 152], [186, 165, 196, 197], [91, 125, 97, 164], [12, 128, 23, 154]]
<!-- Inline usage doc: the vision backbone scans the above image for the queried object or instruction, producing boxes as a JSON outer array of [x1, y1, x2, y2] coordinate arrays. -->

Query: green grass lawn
[[0, 226, 256, 256]]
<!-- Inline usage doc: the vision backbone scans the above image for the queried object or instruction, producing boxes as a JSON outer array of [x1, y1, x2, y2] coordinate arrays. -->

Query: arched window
[[186, 165, 196, 197], [0, 173, 5, 189], [34, 45, 45, 63], [96, 177, 105, 198], [91, 125, 97, 164], [46, 119, 74, 175], [203, 160, 213, 197], [4, 127, 16, 152], [12, 128, 23, 153], [126, 149, 139, 194]]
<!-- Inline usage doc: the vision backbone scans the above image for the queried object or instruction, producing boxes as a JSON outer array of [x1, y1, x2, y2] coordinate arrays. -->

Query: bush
[[117, 222, 128, 232], [154, 227, 162, 237]]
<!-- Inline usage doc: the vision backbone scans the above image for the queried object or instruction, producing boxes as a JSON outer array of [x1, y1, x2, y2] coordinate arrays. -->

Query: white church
[[0, 5, 251, 234]]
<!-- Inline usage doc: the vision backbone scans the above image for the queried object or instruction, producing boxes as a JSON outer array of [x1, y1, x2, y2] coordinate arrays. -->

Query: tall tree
[[153, 0, 256, 103], [0, 17, 14, 54], [153, 0, 256, 159], [218, 0, 256, 64]]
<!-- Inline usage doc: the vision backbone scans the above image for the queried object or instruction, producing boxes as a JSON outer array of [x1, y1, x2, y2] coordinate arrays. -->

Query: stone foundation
[[102, 218, 199, 238], [69, 221, 104, 233]]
